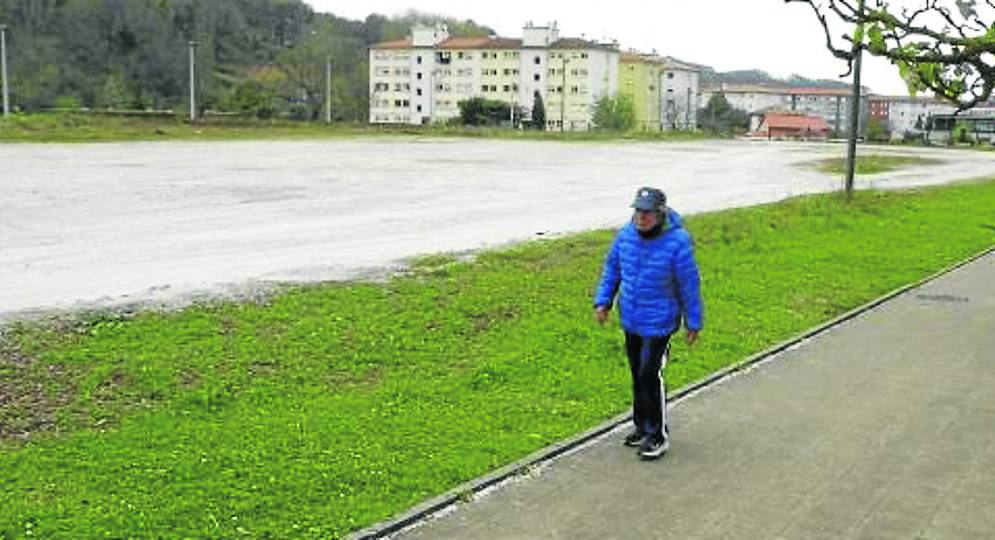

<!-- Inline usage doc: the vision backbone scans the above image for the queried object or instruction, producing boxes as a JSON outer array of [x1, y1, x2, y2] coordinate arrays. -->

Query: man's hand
[[686, 329, 699, 346], [594, 307, 610, 325]]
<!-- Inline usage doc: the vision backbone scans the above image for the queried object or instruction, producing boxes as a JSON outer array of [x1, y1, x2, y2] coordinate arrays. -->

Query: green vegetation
[[0, 1, 493, 119], [808, 154, 944, 175], [592, 95, 636, 131], [698, 93, 751, 134], [0, 113, 713, 143], [531, 91, 547, 130], [456, 97, 514, 127], [3, 180, 995, 539]]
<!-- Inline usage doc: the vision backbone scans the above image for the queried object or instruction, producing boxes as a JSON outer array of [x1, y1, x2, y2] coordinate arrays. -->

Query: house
[[753, 112, 830, 140]]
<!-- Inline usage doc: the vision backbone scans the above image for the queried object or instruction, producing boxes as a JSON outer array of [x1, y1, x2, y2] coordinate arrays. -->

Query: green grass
[[0, 113, 714, 144], [2, 180, 995, 539], [808, 154, 944, 175]]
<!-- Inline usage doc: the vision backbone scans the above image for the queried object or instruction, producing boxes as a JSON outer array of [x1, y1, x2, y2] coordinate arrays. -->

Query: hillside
[[0, 1, 491, 120]]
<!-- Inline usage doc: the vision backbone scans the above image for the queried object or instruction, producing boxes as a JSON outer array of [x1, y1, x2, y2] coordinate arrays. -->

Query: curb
[[345, 244, 995, 540]]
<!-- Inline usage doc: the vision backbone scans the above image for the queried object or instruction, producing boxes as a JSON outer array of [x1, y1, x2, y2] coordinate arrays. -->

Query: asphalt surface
[[2, 138, 992, 321], [393, 251, 995, 540]]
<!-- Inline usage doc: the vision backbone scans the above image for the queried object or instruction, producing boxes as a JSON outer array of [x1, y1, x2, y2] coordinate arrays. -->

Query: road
[[1, 138, 991, 320]]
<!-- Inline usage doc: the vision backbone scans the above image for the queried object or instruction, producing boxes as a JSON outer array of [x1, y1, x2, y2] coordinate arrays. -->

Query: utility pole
[[560, 56, 568, 133], [325, 55, 332, 124], [188, 41, 198, 123], [843, 0, 865, 197], [1, 24, 9, 118]]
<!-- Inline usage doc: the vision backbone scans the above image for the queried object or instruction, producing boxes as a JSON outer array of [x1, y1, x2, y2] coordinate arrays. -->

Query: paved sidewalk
[[395, 252, 995, 540]]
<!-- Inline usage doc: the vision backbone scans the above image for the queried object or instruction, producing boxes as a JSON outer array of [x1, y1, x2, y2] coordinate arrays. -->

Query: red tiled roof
[[372, 35, 524, 50], [550, 38, 617, 51], [371, 38, 412, 50], [761, 112, 830, 131], [438, 36, 523, 49]]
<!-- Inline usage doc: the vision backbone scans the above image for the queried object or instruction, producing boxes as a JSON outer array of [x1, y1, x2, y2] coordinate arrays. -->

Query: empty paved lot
[[1, 138, 992, 319]]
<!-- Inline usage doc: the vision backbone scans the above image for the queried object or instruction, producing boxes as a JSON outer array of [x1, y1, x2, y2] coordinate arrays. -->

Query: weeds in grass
[[1, 181, 994, 538]]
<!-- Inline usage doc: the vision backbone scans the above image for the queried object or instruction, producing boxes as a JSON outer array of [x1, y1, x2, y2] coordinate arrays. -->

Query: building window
[[534, 73, 541, 82], [417, 88, 422, 96], [482, 85, 489, 92], [535, 56, 541, 65], [417, 105, 422, 112], [581, 53, 588, 59], [417, 72, 422, 80], [417, 56, 422, 64]]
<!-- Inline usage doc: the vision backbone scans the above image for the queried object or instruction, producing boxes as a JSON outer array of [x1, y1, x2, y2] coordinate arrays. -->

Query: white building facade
[[886, 97, 957, 137], [661, 59, 699, 131], [699, 84, 868, 134], [369, 23, 620, 130]]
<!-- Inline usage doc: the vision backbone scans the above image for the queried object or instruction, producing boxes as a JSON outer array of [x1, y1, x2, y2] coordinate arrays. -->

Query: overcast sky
[[305, 0, 916, 96]]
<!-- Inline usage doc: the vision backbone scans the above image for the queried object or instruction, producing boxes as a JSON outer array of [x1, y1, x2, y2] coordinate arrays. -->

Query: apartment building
[[869, 95, 957, 138], [369, 23, 619, 130], [661, 58, 699, 131], [619, 53, 663, 131], [700, 84, 868, 134]]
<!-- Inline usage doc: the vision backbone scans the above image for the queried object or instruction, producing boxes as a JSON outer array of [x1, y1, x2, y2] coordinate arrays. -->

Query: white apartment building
[[887, 96, 957, 137], [661, 58, 699, 131], [369, 23, 620, 130], [700, 84, 869, 134]]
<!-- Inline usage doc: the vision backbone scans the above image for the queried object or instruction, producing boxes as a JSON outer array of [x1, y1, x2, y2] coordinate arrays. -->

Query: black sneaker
[[623, 429, 648, 447], [638, 433, 670, 460]]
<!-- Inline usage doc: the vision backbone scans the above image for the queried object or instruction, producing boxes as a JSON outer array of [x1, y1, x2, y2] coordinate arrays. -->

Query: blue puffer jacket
[[594, 210, 703, 337]]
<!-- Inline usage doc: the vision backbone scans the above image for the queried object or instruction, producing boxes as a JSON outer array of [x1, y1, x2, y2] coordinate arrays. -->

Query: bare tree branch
[[787, 0, 995, 111]]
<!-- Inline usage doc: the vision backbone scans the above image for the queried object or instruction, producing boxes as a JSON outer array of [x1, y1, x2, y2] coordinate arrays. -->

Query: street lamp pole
[[188, 40, 198, 123], [1, 25, 10, 118], [843, 0, 865, 197], [325, 55, 332, 124], [560, 56, 568, 133]]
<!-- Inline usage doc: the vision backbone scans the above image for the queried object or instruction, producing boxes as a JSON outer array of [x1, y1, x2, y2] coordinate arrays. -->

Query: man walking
[[594, 187, 703, 460]]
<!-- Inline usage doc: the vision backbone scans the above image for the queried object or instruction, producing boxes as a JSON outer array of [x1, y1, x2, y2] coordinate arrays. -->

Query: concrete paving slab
[[2, 139, 992, 321], [392, 252, 995, 540]]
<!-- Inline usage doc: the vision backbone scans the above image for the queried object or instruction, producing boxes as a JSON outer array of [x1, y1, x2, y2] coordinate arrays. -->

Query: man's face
[[634, 209, 659, 231]]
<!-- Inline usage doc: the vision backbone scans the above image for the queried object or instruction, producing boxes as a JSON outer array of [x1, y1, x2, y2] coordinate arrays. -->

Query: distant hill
[[0, 1, 492, 119], [671, 60, 851, 89]]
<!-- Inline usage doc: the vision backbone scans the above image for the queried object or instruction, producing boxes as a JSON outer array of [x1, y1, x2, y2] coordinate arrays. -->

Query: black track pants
[[624, 332, 672, 437]]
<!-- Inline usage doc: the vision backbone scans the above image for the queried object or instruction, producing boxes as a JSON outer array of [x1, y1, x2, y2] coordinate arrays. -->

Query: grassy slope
[[0, 114, 713, 144], [2, 180, 994, 539]]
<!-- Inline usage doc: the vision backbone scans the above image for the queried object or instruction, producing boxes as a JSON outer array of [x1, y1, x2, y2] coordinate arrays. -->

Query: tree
[[457, 97, 510, 126], [698, 93, 751, 134], [592, 95, 636, 131], [531, 90, 546, 130], [865, 117, 889, 141], [786, 0, 995, 110], [95, 71, 135, 110]]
